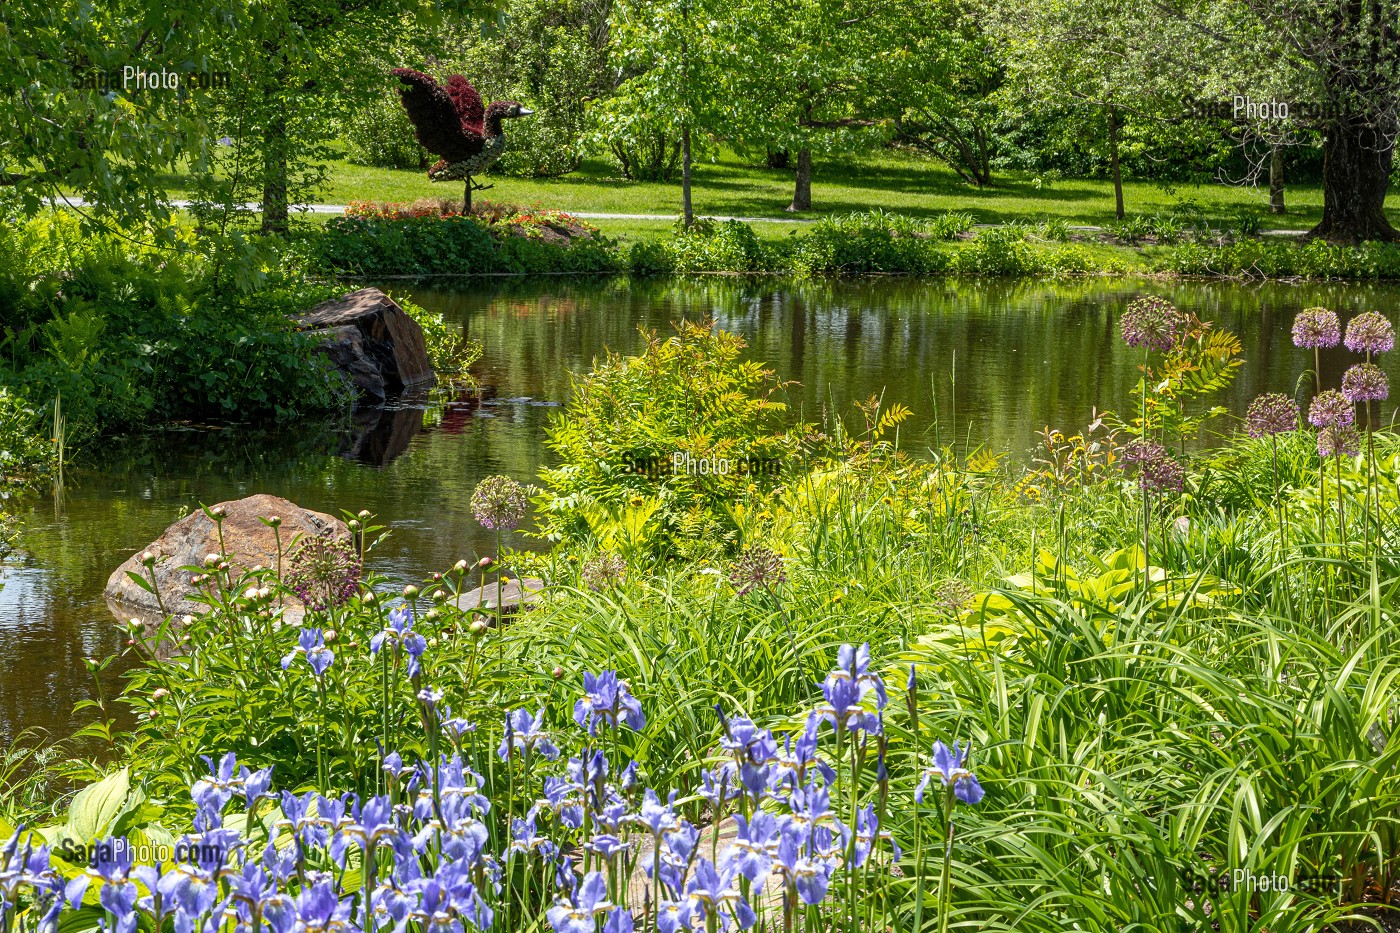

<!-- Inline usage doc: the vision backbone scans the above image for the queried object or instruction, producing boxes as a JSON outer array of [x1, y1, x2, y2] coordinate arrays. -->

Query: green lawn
[[152, 146, 1400, 239]]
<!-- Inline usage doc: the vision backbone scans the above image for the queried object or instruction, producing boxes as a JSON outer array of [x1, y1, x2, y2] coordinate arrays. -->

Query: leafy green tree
[[988, 0, 1193, 219], [721, 0, 884, 212], [0, 0, 235, 231], [190, 2, 496, 237], [1172, 0, 1400, 242], [864, 0, 1001, 187], [593, 0, 725, 225]]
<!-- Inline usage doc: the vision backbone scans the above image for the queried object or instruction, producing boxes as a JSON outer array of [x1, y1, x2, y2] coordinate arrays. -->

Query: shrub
[[1158, 238, 1400, 280], [953, 226, 1045, 276], [791, 211, 951, 275], [663, 218, 775, 274], [538, 321, 810, 558], [313, 200, 622, 276]]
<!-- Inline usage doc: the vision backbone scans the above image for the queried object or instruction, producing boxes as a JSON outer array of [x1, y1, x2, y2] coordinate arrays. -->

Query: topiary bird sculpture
[[390, 68, 532, 213]]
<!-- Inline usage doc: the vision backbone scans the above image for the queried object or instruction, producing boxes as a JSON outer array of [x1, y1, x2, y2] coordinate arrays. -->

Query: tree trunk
[[1308, 121, 1398, 243], [788, 148, 812, 212], [260, 50, 289, 237], [261, 107, 289, 235], [681, 124, 693, 229], [1107, 106, 1124, 220], [464, 177, 473, 215], [1269, 145, 1286, 214]]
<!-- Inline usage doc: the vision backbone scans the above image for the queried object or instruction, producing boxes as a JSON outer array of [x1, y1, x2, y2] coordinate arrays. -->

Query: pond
[[4, 275, 1399, 746]]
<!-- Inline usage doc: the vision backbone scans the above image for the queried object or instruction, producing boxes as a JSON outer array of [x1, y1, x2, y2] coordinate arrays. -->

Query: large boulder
[[105, 494, 350, 619], [296, 288, 436, 403]]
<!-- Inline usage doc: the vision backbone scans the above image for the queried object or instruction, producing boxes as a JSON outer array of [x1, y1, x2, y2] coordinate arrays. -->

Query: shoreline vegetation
[[5, 304, 1400, 932]]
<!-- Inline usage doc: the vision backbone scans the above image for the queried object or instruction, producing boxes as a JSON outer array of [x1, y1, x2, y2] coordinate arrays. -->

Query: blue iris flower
[[915, 739, 985, 805], [572, 671, 646, 735], [546, 870, 609, 933]]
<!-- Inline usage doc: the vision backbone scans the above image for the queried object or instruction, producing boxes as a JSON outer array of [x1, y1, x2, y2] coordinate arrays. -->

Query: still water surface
[[4, 276, 1399, 744]]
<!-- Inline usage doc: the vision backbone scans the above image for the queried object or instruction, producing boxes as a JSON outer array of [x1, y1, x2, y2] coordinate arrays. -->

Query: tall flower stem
[[937, 784, 956, 933]]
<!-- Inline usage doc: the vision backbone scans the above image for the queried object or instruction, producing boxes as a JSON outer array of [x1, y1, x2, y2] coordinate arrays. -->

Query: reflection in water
[[4, 276, 1400, 744]]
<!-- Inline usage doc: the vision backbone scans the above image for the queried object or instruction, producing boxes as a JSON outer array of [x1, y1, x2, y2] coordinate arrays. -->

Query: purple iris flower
[[685, 858, 755, 930], [497, 708, 560, 761], [100, 874, 141, 930], [371, 606, 415, 656], [403, 630, 427, 679], [739, 763, 769, 802], [281, 628, 333, 678], [813, 644, 884, 734], [774, 832, 834, 906], [723, 811, 780, 883], [277, 791, 329, 850], [2, 833, 66, 929], [633, 789, 681, 837], [572, 671, 646, 735], [264, 879, 353, 933], [852, 804, 901, 867], [191, 752, 240, 818], [241, 765, 274, 811], [64, 836, 134, 910], [586, 834, 630, 860], [699, 766, 739, 809], [546, 871, 610, 933], [916, 740, 985, 805], [619, 760, 640, 789], [509, 809, 557, 860], [602, 908, 634, 933], [656, 899, 694, 933], [330, 795, 401, 868]]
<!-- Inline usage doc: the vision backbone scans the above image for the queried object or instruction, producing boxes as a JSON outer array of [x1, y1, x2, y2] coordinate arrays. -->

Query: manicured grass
[[152, 146, 1400, 234]]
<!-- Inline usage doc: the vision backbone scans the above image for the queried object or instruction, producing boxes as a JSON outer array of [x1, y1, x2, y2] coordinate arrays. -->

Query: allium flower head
[[1308, 389, 1355, 428], [1245, 393, 1299, 438], [1120, 296, 1187, 351], [284, 534, 360, 611], [728, 546, 785, 596], [1318, 424, 1361, 459], [1344, 312, 1395, 355], [934, 580, 973, 616], [1122, 441, 1185, 493], [1341, 362, 1389, 402], [1292, 307, 1341, 349], [580, 551, 626, 592], [470, 475, 529, 531]]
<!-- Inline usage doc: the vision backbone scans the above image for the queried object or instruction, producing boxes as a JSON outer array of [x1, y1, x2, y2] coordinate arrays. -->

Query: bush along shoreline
[[310, 203, 1400, 282], [4, 300, 1399, 932]]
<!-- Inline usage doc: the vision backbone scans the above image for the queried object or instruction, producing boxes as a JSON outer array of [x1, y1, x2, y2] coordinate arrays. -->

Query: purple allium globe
[[580, 551, 626, 591], [1318, 423, 1361, 459], [728, 546, 786, 596], [1246, 393, 1299, 438], [1343, 312, 1395, 355], [1291, 307, 1341, 349], [284, 534, 361, 611], [1307, 389, 1355, 428], [934, 580, 974, 616], [1120, 297, 1187, 352], [1341, 363, 1389, 403], [470, 475, 529, 531], [1122, 441, 1186, 493]]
